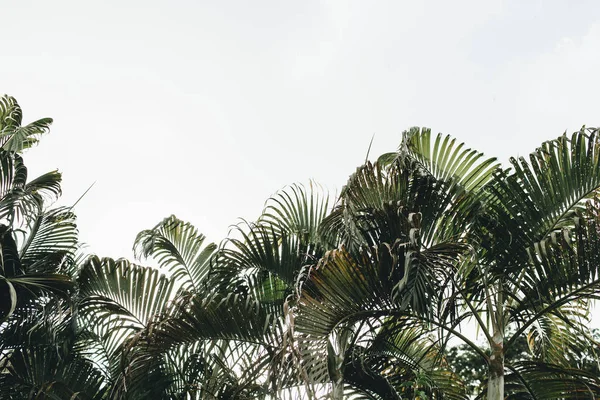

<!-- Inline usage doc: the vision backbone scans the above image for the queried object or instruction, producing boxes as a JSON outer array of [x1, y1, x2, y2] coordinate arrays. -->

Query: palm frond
[[505, 361, 600, 399], [0, 95, 23, 130], [297, 238, 465, 338], [19, 207, 78, 275], [78, 256, 178, 331], [343, 321, 468, 400], [319, 153, 477, 254], [318, 161, 410, 251], [258, 182, 330, 247], [211, 221, 308, 292], [505, 205, 600, 332], [404, 127, 500, 192], [0, 227, 73, 320], [0, 95, 52, 153], [0, 296, 73, 355], [134, 215, 217, 292], [0, 152, 39, 227], [403, 127, 501, 245], [0, 347, 107, 400], [520, 303, 595, 367], [115, 293, 284, 399], [150, 291, 281, 346], [483, 128, 600, 271]]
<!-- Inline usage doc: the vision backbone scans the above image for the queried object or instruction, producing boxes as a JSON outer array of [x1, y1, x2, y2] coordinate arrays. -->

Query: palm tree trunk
[[487, 330, 504, 400]]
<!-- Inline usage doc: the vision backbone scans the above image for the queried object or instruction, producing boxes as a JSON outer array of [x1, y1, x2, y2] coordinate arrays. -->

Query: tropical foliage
[[1, 95, 600, 399]]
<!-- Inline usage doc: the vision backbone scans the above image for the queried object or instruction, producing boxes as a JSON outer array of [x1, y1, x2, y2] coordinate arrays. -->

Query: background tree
[[447, 329, 600, 396]]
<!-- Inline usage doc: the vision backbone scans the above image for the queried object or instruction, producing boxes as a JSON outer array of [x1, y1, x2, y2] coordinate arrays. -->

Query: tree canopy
[[1, 95, 599, 399]]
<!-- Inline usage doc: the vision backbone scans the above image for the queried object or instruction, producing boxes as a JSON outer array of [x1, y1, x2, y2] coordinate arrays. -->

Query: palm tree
[[5, 92, 599, 399], [0, 95, 108, 399], [122, 185, 331, 398], [75, 213, 296, 398], [296, 127, 600, 399], [0, 95, 70, 321], [0, 94, 72, 328]]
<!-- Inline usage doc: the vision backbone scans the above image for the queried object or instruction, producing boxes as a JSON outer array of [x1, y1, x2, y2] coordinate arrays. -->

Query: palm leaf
[[149, 291, 281, 346], [258, 182, 330, 247], [19, 207, 78, 274], [134, 215, 217, 292], [116, 292, 284, 399], [0, 347, 107, 400], [0, 227, 73, 320], [298, 238, 465, 337], [78, 256, 178, 331], [483, 128, 600, 272], [505, 361, 600, 399], [0, 95, 23, 130], [0, 95, 53, 153], [403, 127, 500, 192], [212, 222, 306, 291], [403, 127, 501, 245]]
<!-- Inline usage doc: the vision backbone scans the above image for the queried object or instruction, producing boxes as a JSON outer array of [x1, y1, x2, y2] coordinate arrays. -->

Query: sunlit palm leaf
[[521, 303, 595, 367]]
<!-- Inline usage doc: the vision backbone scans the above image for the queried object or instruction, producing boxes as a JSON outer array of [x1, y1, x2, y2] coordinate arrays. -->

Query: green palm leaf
[[0, 347, 107, 400], [505, 361, 600, 399], [0, 227, 73, 320], [258, 182, 330, 247], [403, 127, 501, 245], [0, 95, 52, 153], [483, 129, 600, 271], [134, 215, 217, 292], [116, 291, 284, 399], [77, 257, 182, 398], [344, 322, 467, 399], [403, 127, 500, 192], [19, 207, 78, 274], [150, 291, 281, 345], [78, 256, 178, 331], [212, 222, 306, 292]]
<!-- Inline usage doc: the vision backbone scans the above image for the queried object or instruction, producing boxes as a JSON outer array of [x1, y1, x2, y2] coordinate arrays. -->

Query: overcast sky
[[3, 0, 600, 259]]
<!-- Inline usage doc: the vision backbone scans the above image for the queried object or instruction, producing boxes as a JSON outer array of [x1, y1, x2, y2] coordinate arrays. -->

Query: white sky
[[3, 0, 600, 263]]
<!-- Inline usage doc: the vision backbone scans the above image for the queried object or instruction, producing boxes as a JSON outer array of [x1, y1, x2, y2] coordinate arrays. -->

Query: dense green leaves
[[0, 347, 107, 400], [0, 96, 91, 399], [3, 95, 600, 399]]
